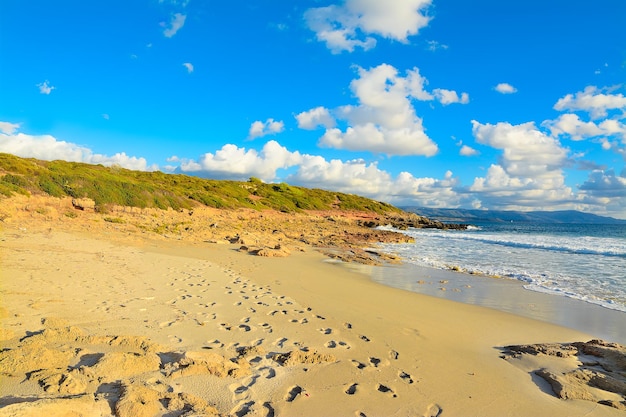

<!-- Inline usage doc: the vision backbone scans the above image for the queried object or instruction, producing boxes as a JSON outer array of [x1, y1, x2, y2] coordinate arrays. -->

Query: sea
[[372, 221, 626, 341]]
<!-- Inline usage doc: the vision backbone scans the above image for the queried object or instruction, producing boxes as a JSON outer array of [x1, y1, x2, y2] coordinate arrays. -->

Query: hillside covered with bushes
[[0, 153, 400, 215]]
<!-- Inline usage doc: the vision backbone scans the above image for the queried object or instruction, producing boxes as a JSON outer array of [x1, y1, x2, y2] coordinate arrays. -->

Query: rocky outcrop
[[1, 194, 464, 265], [502, 339, 626, 410], [357, 212, 468, 230]]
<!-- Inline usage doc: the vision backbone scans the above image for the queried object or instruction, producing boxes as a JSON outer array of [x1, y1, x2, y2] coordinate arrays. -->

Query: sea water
[[376, 222, 626, 313]]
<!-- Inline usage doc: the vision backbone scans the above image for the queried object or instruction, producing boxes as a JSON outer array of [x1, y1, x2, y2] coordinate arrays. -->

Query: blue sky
[[1, 0, 626, 218]]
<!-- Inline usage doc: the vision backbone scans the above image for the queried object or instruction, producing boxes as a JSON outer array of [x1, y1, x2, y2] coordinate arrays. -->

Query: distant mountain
[[401, 207, 626, 225]]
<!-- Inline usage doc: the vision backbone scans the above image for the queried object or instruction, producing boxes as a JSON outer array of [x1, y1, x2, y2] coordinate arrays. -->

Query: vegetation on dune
[[0, 153, 401, 214]]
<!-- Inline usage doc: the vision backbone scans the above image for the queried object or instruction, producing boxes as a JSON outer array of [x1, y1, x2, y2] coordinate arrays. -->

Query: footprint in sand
[[399, 371, 414, 384], [260, 366, 276, 379], [231, 400, 255, 417], [238, 324, 252, 332], [369, 357, 381, 367], [389, 350, 399, 360], [325, 340, 350, 349], [230, 375, 259, 399], [424, 403, 443, 417], [345, 383, 358, 395], [352, 360, 367, 370], [159, 320, 178, 328], [263, 402, 275, 417], [376, 384, 397, 398], [319, 328, 333, 335], [274, 337, 288, 348], [360, 335, 371, 342], [206, 339, 224, 349], [219, 323, 232, 331], [285, 386, 305, 402], [259, 323, 273, 333]]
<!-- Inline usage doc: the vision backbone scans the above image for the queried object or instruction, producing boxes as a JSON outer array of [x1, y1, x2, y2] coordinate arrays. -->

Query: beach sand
[[1, 223, 625, 416]]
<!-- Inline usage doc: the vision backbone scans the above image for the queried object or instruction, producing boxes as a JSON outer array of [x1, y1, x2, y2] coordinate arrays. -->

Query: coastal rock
[[503, 339, 626, 409], [357, 212, 468, 231]]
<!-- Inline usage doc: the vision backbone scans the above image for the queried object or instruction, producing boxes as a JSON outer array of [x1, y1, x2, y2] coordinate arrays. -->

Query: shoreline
[[2, 225, 625, 416], [344, 261, 626, 344]]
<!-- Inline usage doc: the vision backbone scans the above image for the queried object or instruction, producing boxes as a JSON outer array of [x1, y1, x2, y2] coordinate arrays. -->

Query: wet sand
[[358, 262, 626, 344]]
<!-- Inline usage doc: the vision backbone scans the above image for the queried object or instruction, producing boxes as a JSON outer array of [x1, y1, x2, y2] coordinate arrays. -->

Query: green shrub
[[0, 153, 402, 215]]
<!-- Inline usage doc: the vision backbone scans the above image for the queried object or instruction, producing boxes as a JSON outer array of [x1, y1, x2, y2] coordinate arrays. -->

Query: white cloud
[[578, 169, 626, 217], [306, 64, 466, 156], [433, 88, 469, 105], [579, 169, 626, 198], [295, 107, 335, 130], [179, 140, 302, 181], [163, 13, 186, 38], [459, 145, 479, 156], [467, 121, 579, 211], [426, 40, 448, 51], [304, 0, 432, 53], [102, 114, 110, 120], [0, 124, 153, 171], [248, 119, 285, 139], [554, 86, 626, 119], [37, 80, 55, 95], [288, 156, 464, 207], [471, 120, 568, 177], [182, 62, 194, 73], [494, 83, 517, 94], [545, 113, 626, 142], [0, 121, 20, 135]]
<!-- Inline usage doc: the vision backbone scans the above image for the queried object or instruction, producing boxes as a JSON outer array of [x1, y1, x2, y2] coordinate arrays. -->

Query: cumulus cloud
[[182, 62, 194, 73], [471, 120, 568, 176], [304, 0, 432, 53], [578, 169, 626, 216], [579, 169, 626, 198], [163, 13, 186, 38], [554, 86, 626, 119], [37, 80, 55, 95], [494, 83, 517, 94], [173, 138, 466, 207], [248, 119, 285, 139], [179, 140, 301, 181], [0, 123, 153, 171], [295, 107, 335, 130], [467, 120, 578, 210], [545, 113, 626, 142], [301, 64, 468, 156], [0, 121, 20, 135], [433, 89, 469, 105], [459, 145, 479, 156]]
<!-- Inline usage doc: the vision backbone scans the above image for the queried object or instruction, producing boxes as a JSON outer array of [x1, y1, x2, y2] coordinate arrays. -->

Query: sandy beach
[[1, 202, 625, 416]]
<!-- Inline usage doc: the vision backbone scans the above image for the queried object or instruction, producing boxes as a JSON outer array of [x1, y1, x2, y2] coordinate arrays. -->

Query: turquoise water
[[376, 222, 626, 313]]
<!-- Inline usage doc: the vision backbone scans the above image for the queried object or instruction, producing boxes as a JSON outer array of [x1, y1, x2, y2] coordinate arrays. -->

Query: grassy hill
[[0, 153, 400, 215]]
